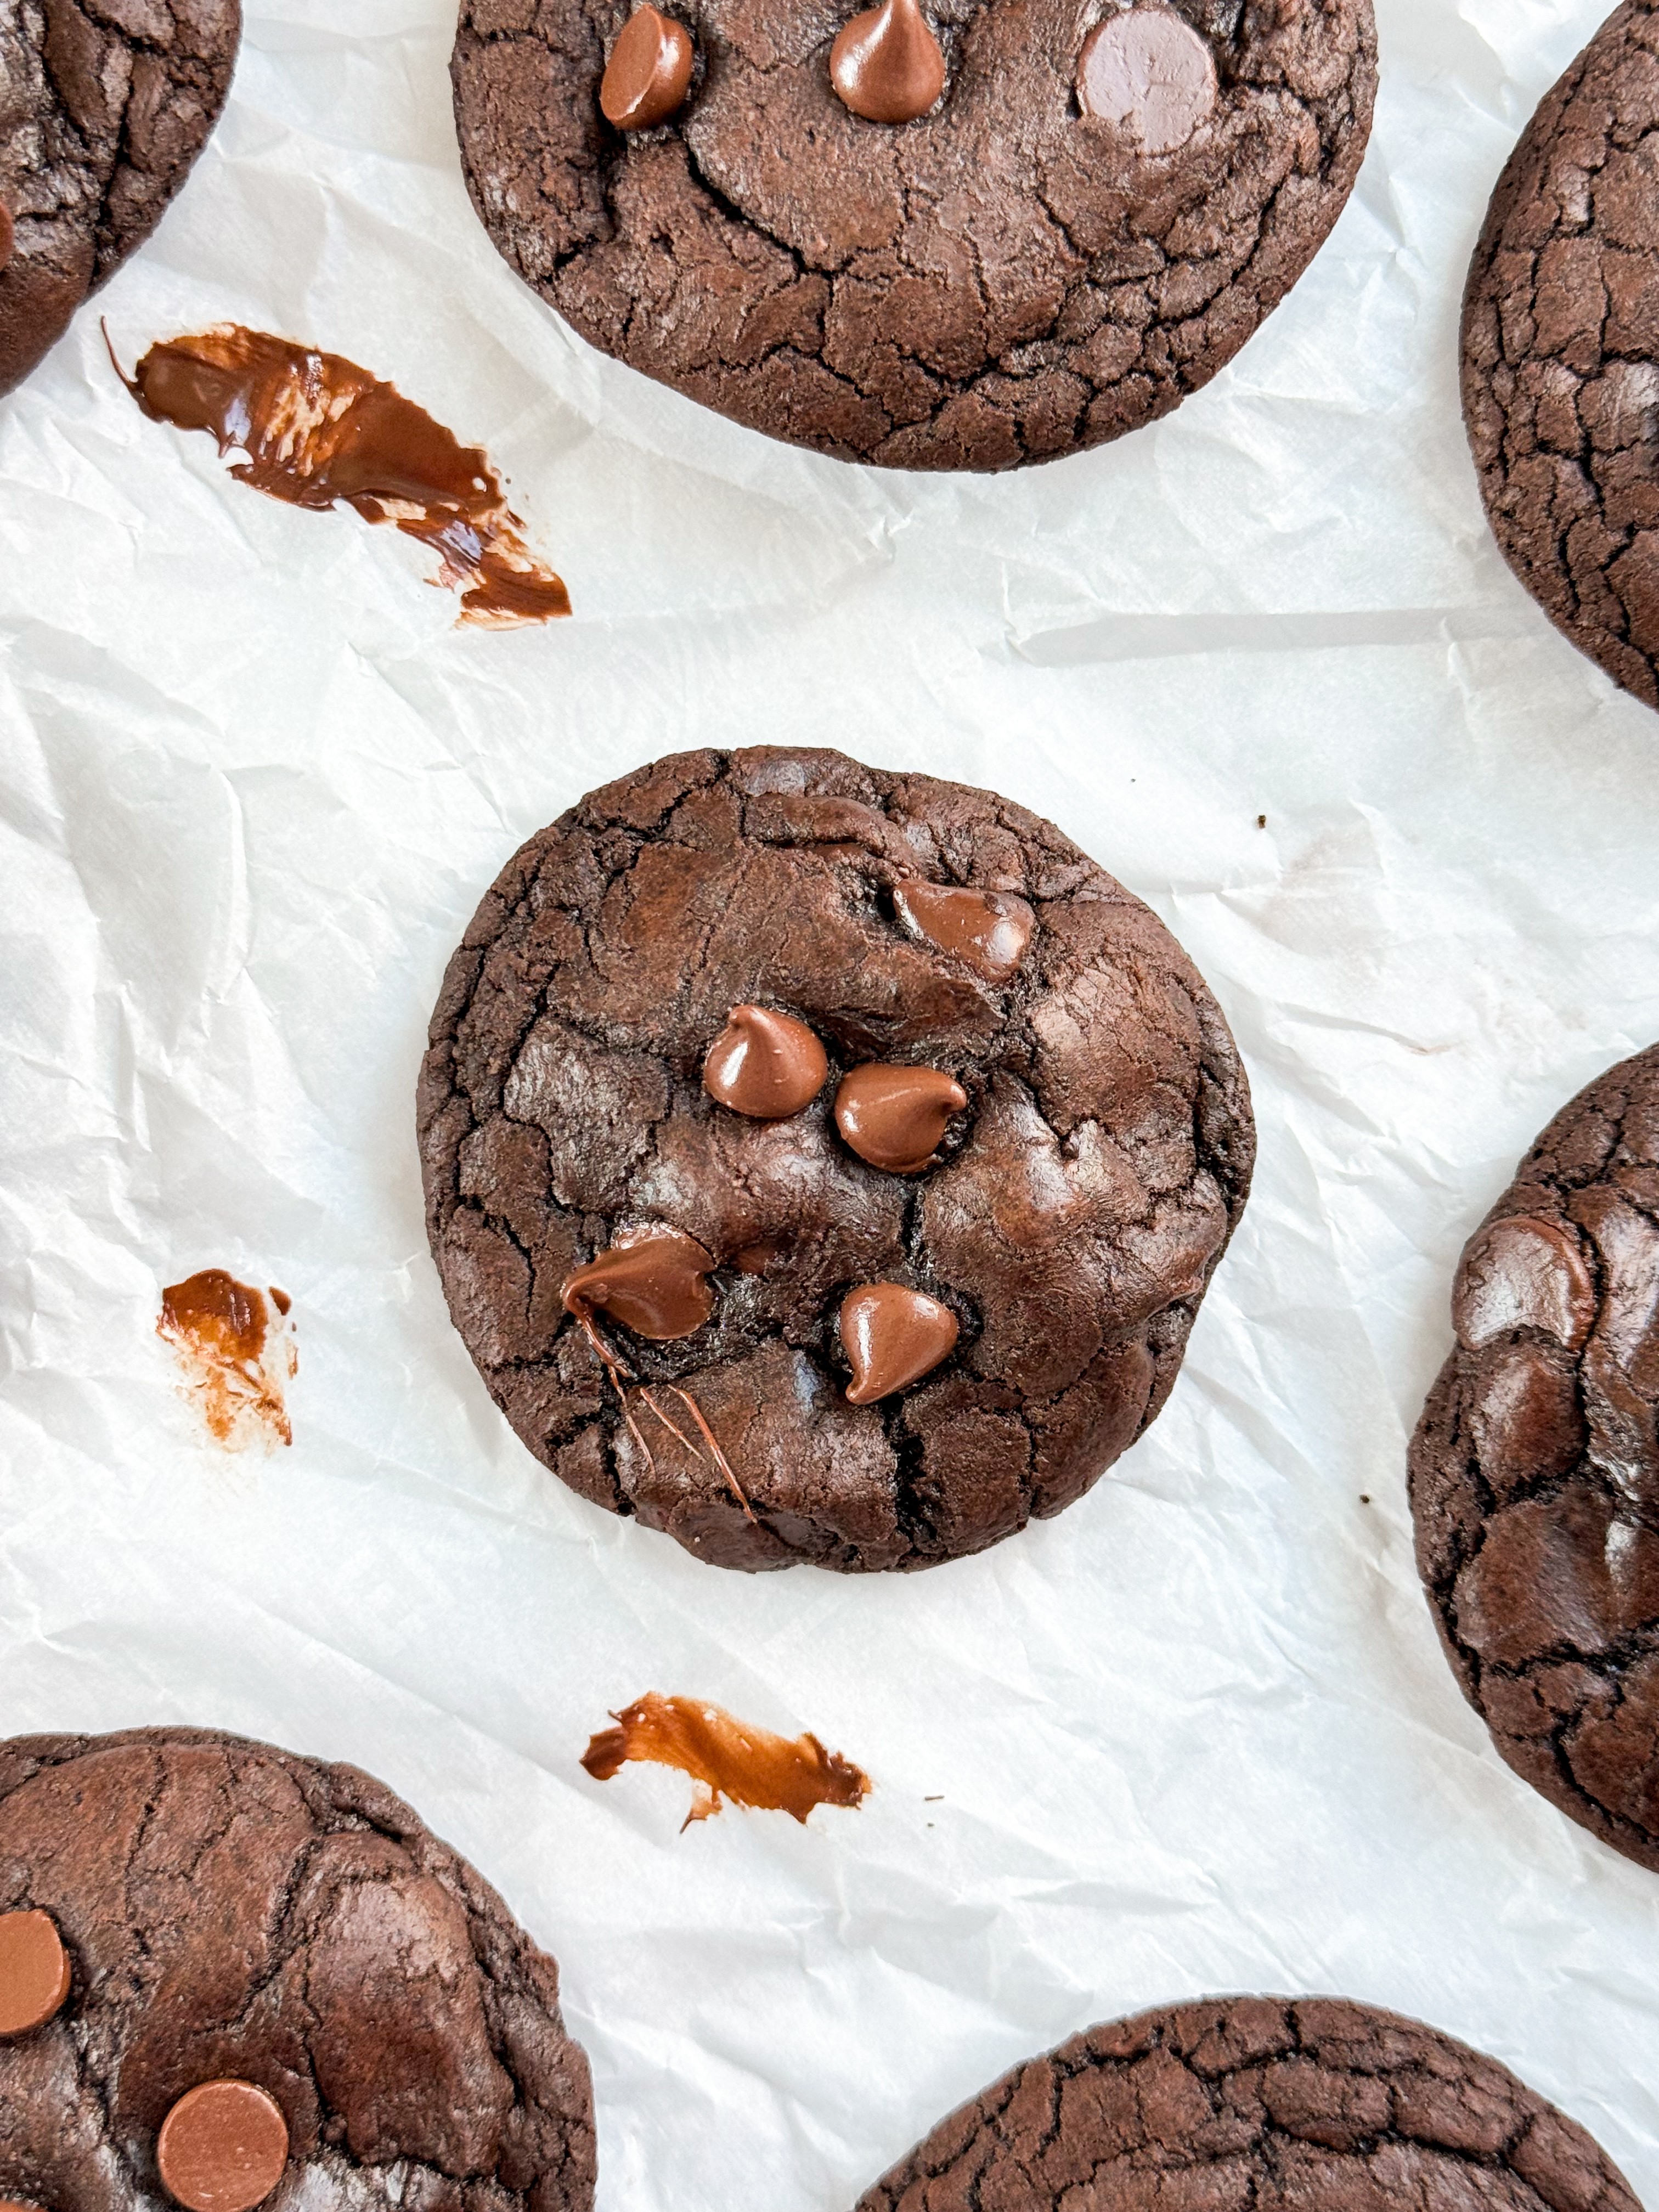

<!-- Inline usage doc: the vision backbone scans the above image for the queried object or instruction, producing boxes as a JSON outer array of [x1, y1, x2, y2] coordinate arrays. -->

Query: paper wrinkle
[[1, 0, 1658, 2207]]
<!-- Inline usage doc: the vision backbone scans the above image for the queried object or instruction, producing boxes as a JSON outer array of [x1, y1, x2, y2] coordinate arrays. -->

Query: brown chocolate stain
[[582, 1692, 871, 1829], [157, 1269, 296, 1452], [114, 326, 571, 628]]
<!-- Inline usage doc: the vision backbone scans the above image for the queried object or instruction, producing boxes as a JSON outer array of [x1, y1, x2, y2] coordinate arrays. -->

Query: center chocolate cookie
[[449, 0, 1377, 471], [0, 1726, 595, 2212], [854, 1994, 1640, 2212], [418, 747, 1254, 1573], [1409, 1042, 1659, 1875]]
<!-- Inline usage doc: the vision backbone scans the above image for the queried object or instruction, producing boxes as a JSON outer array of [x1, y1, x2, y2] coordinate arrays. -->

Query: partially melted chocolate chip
[[830, 0, 946, 124], [1076, 7, 1218, 156], [0, 203, 14, 277], [562, 1231, 716, 1339], [600, 5, 695, 129], [0, 1910, 70, 2039], [891, 879, 1034, 981], [156, 2081, 289, 2212], [702, 1005, 828, 1120], [834, 1064, 967, 1173], [1453, 1215, 1598, 1352], [840, 1283, 960, 1402]]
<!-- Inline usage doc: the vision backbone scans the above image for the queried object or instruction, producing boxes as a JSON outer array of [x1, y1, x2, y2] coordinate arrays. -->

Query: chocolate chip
[[830, 0, 946, 124], [702, 1005, 828, 1120], [600, 4, 694, 131], [562, 1231, 716, 1340], [0, 1910, 70, 2039], [1076, 8, 1218, 156], [156, 2081, 289, 2212], [840, 1283, 960, 1402], [891, 881, 1034, 982], [834, 1064, 967, 1173]]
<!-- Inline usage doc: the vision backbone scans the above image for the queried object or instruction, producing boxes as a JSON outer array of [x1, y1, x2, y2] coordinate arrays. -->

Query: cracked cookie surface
[[0, 0, 241, 397], [0, 1725, 596, 2212], [450, 0, 1375, 471], [853, 1994, 1639, 2212], [1462, 0, 1659, 707], [417, 746, 1254, 1573], [1409, 1042, 1659, 1875]]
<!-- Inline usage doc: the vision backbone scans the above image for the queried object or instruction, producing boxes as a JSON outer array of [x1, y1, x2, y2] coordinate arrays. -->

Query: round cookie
[[1462, 0, 1659, 708], [450, 0, 1377, 472], [0, 0, 242, 398], [1409, 1043, 1659, 1874], [417, 746, 1255, 1573], [855, 1994, 1640, 2212], [0, 1726, 596, 2212]]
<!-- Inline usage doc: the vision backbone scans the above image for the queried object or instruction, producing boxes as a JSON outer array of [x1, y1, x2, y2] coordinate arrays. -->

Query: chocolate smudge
[[157, 1269, 296, 1452], [112, 326, 571, 629], [581, 1692, 871, 1829]]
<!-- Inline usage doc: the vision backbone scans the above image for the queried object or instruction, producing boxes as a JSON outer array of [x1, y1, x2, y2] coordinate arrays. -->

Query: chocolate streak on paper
[[157, 1269, 295, 1451], [581, 1692, 871, 1828], [115, 327, 571, 627]]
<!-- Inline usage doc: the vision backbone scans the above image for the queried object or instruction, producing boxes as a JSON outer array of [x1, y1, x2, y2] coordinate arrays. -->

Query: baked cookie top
[[450, 0, 1376, 471], [418, 746, 1254, 1574], [0, 1726, 596, 2212], [855, 1994, 1639, 2212], [1463, 0, 1659, 708], [0, 0, 242, 397], [1409, 1043, 1659, 1875]]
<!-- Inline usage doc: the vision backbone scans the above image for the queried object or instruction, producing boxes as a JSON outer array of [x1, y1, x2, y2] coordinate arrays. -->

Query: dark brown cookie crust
[[417, 747, 1254, 1573], [855, 1995, 1640, 2212], [450, 0, 1376, 472], [0, 1725, 596, 2212], [0, 0, 241, 398], [1462, 1, 1659, 708], [1409, 1043, 1659, 1875]]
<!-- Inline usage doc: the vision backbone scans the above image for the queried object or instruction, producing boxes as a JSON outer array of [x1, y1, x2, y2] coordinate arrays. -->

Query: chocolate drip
[[117, 328, 571, 628], [582, 1692, 870, 1826], [839, 1282, 959, 1401], [835, 1063, 967, 1173], [601, 5, 695, 128], [830, 0, 946, 124]]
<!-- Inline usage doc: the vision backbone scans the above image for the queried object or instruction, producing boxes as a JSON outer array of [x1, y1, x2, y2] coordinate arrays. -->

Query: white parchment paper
[[2, 1, 1658, 2204]]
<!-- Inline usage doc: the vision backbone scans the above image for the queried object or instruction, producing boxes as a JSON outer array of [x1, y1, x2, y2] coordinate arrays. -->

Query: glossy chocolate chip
[[840, 1283, 960, 1402], [563, 1229, 716, 1339], [835, 1064, 967, 1173], [702, 1005, 828, 1119], [0, 1910, 70, 2039], [892, 879, 1034, 981], [156, 2081, 289, 2212], [830, 0, 945, 123], [600, 4, 694, 129], [1453, 1215, 1598, 1352]]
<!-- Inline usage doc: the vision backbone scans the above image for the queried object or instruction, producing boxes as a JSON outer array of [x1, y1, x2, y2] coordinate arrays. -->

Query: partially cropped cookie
[[1410, 1043, 1659, 1874], [1463, 1, 1659, 707], [450, 0, 1376, 471], [855, 1994, 1639, 2212], [0, 0, 241, 398], [419, 747, 1254, 1573], [0, 1726, 595, 2212]]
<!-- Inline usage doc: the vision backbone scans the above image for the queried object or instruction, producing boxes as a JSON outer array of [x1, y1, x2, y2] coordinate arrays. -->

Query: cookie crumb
[[1257, 814, 1267, 828]]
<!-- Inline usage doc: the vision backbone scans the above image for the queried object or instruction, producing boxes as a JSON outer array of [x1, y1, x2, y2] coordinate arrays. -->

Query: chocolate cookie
[[1409, 1043, 1659, 1875], [1462, 1, 1659, 707], [450, 0, 1377, 472], [417, 747, 1254, 1573], [0, 0, 241, 398], [854, 1994, 1639, 2212], [0, 1726, 596, 2212]]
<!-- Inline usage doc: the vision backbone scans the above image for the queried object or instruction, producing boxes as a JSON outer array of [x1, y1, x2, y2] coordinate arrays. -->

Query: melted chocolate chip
[[840, 1282, 959, 1402], [1453, 1215, 1598, 1353], [834, 1064, 967, 1173], [830, 0, 946, 124], [119, 329, 571, 627], [702, 1005, 828, 1119], [156, 2081, 289, 2212], [582, 1692, 870, 1825], [562, 1230, 716, 1339], [0, 203, 14, 277], [891, 879, 1034, 981], [601, 4, 695, 128], [1076, 8, 1218, 156], [0, 1911, 70, 2039]]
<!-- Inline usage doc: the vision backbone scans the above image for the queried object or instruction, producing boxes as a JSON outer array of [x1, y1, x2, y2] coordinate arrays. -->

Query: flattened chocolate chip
[[563, 1230, 716, 1339], [600, 4, 695, 130], [840, 1283, 959, 1401], [156, 2081, 289, 2212], [703, 1006, 828, 1119], [835, 1064, 967, 1173], [1076, 7, 1217, 156], [830, 0, 946, 123], [1453, 1215, 1598, 1352], [0, 1910, 70, 2038], [892, 881, 1034, 981]]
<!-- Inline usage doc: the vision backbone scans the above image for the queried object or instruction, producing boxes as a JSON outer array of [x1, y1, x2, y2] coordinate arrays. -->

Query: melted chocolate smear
[[582, 1693, 871, 1829], [157, 1269, 296, 1451], [115, 327, 571, 628]]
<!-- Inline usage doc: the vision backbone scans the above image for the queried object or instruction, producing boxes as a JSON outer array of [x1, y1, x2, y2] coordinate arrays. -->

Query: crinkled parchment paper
[[2, 2, 1657, 2205]]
